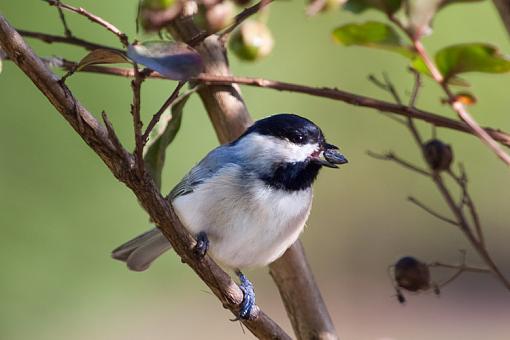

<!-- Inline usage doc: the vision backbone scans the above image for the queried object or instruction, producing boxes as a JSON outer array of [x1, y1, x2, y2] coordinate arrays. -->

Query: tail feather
[[111, 228, 172, 272]]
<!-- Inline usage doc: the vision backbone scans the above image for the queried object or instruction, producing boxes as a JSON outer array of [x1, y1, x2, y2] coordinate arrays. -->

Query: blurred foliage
[[332, 21, 413, 57], [1, 1, 510, 340]]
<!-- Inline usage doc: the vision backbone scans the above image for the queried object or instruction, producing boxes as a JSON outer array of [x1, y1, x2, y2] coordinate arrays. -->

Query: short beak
[[313, 143, 348, 168]]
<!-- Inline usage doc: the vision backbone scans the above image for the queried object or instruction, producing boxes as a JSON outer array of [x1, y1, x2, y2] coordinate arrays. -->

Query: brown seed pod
[[424, 139, 453, 171], [394, 256, 431, 292]]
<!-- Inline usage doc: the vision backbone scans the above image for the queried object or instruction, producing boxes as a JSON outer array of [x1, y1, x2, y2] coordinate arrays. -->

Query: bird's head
[[235, 113, 348, 168], [231, 114, 347, 191]]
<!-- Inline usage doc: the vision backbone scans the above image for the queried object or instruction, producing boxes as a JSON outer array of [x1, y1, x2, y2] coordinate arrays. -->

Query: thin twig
[[142, 81, 186, 145], [408, 196, 459, 226], [429, 262, 491, 274], [219, 0, 273, 41], [408, 67, 422, 108], [101, 110, 131, 164], [44, 0, 129, 47], [429, 250, 491, 288], [18, 29, 122, 52], [32, 57, 510, 148], [367, 151, 431, 177], [55, 0, 72, 37], [447, 167, 485, 246], [131, 65, 145, 177]]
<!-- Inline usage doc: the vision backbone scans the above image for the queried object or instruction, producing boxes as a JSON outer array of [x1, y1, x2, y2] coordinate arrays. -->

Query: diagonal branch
[[142, 81, 186, 145], [195, 74, 510, 149], [219, 0, 273, 40], [44, 0, 129, 47], [18, 29, 124, 52], [20, 56, 510, 149], [493, 0, 510, 38], [367, 150, 430, 177], [0, 13, 290, 339], [408, 196, 459, 226]]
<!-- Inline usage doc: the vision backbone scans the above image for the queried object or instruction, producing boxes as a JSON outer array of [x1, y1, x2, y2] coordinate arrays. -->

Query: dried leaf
[[127, 41, 204, 80], [76, 49, 130, 71]]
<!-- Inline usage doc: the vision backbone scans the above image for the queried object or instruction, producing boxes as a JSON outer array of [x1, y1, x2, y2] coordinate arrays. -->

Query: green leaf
[[127, 41, 204, 80], [143, 91, 192, 189], [410, 56, 470, 86], [75, 49, 130, 71], [436, 43, 510, 79], [344, 0, 402, 14], [405, 0, 485, 38], [332, 21, 414, 58]]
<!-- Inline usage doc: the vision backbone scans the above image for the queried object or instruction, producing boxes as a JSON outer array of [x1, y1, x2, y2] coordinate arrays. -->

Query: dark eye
[[290, 134, 304, 143]]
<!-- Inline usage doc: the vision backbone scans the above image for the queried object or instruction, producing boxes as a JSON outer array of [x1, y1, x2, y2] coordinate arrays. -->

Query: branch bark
[[0, 13, 289, 339], [38, 57, 510, 149], [493, 0, 510, 37], [168, 12, 339, 340]]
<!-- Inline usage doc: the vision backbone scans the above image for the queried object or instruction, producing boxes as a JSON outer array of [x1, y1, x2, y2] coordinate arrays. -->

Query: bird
[[112, 113, 348, 319]]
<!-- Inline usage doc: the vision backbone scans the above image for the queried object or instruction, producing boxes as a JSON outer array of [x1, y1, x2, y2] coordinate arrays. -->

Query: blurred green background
[[1, 1, 510, 339]]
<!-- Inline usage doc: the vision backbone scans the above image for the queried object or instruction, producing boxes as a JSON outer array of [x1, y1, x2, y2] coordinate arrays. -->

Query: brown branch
[[269, 242, 337, 340], [429, 262, 491, 274], [195, 74, 510, 148], [0, 13, 290, 339], [18, 29, 122, 52], [429, 251, 491, 288], [493, 0, 510, 38], [407, 196, 459, 226], [447, 167, 485, 246], [131, 65, 146, 177], [102, 110, 131, 164], [367, 151, 430, 177], [219, 0, 273, 40], [44, 0, 129, 47], [43, 60, 510, 149], [54, 0, 72, 37], [142, 81, 186, 145]]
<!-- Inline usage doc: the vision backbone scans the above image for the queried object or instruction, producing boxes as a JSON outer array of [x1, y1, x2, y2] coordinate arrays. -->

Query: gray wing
[[168, 145, 238, 200]]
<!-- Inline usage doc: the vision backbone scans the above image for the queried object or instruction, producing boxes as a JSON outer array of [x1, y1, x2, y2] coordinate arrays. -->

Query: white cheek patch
[[279, 140, 319, 162], [237, 133, 319, 163]]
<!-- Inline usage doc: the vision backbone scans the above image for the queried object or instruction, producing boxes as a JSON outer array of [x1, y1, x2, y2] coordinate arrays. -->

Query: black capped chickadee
[[112, 113, 348, 319]]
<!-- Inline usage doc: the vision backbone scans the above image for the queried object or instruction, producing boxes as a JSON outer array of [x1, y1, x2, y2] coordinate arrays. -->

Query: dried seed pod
[[424, 139, 453, 171], [394, 256, 431, 292], [229, 20, 274, 61]]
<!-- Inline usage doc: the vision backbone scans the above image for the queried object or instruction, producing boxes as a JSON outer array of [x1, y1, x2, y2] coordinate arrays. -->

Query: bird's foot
[[232, 270, 256, 321], [193, 231, 209, 260]]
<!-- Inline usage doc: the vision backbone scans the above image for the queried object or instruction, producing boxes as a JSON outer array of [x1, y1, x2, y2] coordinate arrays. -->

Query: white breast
[[172, 165, 313, 269]]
